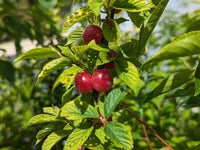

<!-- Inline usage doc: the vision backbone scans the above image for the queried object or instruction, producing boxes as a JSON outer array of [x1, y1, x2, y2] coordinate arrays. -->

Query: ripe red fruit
[[75, 72, 93, 93], [92, 69, 113, 92], [77, 147, 82, 150], [105, 61, 115, 70], [107, 49, 118, 58], [82, 25, 103, 44], [96, 112, 112, 127]]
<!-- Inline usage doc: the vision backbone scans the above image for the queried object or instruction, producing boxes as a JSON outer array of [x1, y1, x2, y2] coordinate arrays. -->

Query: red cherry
[[114, 9, 121, 14], [107, 116, 112, 122], [96, 112, 112, 127], [82, 25, 103, 44], [105, 61, 115, 70], [92, 69, 113, 92], [75, 72, 93, 93], [77, 148, 82, 150], [107, 50, 118, 58]]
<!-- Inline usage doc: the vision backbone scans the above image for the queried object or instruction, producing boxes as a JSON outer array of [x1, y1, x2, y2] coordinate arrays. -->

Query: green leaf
[[98, 100, 105, 118], [13, 47, 58, 63], [87, 14, 101, 26], [172, 82, 195, 98], [0, 59, 16, 83], [64, 124, 94, 150], [104, 122, 133, 150], [116, 60, 140, 92], [88, 145, 105, 150], [71, 45, 90, 57], [142, 31, 200, 68], [88, 0, 103, 16], [88, 40, 110, 52], [51, 74, 62, 93], [62, 7, 92, 34], [36, 122, 65, 145], [115, 17, 129, 24], [83, 134, 105, 150], [71, 40, 109, 57], [87, 51, 100, 72], [109, 0, 116, 6], [60, 100, 99, 120], [43, 106, 60, 116], [145, 70, 194, 102], [102, 20, 120, 45], [185, 94, 200, 108], [195, 61, 200, 96], [80, 92, 93, 104], [187, 19, 200, 32], [39, 0, 57, 10], [62, 86, 75, 106], [120, 40, 141, 57], [63, 124, 74, 131], [37, 57, 72, 84], [65, 28, 84, 46], [60, 66, 82, 89], [195, 78, 200, 96], [128, 11, 147, 28], [104, 89, 127, 119], [138, 0, 169, 57], [58, 46, 75, 59], [113, 0, 154, 12], [95, 127, 107, 144], [24, 114, 56, 128], [42, 130, 70, 150]]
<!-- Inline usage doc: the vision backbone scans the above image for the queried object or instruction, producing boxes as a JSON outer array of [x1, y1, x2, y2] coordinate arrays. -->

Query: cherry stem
[[121, 103, 174, 150], [92, 90, 99, 105]]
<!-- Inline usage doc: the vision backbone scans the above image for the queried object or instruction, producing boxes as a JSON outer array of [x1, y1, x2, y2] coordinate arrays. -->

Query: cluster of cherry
[[75, 25, 118, 93], [75, 10, 121, 150]]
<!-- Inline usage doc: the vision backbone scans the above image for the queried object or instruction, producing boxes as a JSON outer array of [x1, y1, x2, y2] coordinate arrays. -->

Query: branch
[[121, 103, 174, 150], [140, 117, 154, 150]]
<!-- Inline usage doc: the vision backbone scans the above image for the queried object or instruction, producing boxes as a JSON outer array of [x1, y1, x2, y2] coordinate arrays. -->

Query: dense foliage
[[0, 0, 73, 149], [1, 0, 200, 150]]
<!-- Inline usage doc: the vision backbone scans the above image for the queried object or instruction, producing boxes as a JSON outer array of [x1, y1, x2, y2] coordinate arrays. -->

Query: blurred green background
[[0, 0, 200, 149]]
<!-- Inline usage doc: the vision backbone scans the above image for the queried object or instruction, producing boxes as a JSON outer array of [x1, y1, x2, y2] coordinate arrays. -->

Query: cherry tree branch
[[121, 103, 174, 150], [140, 117, 154, 150]]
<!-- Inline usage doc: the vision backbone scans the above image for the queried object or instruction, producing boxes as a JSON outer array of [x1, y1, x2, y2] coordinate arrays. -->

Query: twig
[[121, 103, 174, 150], [140, 117, 154, 150]]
